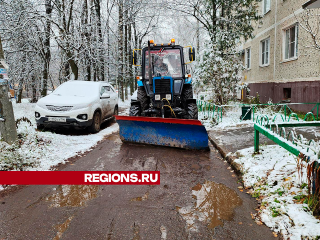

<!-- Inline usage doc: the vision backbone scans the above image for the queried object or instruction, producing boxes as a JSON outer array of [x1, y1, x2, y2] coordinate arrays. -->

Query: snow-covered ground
[[118, 90, 137, 116], [0, 99, 119, 174], [232, 145, 320, 239]]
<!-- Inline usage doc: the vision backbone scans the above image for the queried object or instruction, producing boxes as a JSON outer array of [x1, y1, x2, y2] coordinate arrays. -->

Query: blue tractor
[[130, 39, 197, 119], [115, 39, 208, 150]]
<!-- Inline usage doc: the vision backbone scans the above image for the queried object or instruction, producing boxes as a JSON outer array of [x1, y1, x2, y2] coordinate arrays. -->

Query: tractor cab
[[131, 39, 196, 119]]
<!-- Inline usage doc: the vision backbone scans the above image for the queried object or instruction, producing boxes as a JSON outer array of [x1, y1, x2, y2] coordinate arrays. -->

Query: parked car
[[35, 81, 118, 133]]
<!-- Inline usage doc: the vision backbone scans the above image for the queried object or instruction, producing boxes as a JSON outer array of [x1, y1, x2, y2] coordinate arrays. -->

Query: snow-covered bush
[[194, 43, 244, 105]]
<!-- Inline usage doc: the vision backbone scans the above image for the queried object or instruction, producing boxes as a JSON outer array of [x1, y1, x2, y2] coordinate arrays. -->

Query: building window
[[245, 48, 251, 69], [263, 0, 271, 14], [283, 88, 291, 100], [260, 38, 270, 66], [284, 24, 298, 60]]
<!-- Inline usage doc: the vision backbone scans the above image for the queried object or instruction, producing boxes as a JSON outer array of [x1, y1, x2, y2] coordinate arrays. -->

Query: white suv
[[35, 81, 118, 133]]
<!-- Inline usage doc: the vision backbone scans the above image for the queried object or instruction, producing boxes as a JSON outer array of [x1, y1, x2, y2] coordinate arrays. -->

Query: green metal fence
[[253, 115, 320, 195], [197, 100, 320, 123]]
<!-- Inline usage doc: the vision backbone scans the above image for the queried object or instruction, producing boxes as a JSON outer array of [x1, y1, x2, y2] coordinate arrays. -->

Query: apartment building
[[242, 0, 320, 112]]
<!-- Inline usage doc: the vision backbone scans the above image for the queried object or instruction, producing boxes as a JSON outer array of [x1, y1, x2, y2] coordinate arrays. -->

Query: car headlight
[[36, 102, 47, 109]]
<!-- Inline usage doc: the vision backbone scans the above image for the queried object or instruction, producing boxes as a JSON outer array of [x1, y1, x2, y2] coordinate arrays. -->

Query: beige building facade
[[242, 0, 320, 112]]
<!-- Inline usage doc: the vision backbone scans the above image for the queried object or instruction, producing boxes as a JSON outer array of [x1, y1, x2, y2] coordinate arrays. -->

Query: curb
[[208, 134, 243, 174]]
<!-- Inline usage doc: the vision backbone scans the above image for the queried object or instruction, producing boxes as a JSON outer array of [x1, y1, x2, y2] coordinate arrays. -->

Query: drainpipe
[[273, 0, 278, 102]]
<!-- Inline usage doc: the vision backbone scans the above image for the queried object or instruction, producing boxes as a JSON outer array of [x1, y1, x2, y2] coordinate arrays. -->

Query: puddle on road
[[53, 216, 74, 240], [177, 181, 242, 232], [47, 185, 99, 207]]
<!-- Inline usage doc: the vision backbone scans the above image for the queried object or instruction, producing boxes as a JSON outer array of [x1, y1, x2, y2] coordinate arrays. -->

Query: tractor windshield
[[145, 49, 182, 78]]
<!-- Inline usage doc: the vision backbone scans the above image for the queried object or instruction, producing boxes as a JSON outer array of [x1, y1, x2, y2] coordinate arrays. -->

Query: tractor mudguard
[[186, 99, 197, 105]]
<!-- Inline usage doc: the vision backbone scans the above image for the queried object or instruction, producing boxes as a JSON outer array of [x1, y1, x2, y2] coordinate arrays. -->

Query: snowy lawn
[[198, 103, 301, 131], [0, 99, 119, 174], [233, 145, 320, 240]]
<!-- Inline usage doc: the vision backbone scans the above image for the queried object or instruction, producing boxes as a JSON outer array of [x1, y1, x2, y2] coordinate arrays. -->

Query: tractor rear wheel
[[137, 86, 150, 111], [186, 102, 198, 119], [129, 105, 140, 116]]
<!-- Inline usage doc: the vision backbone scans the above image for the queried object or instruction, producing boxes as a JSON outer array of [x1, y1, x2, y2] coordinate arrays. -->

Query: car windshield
[[145, 49, 182, 78], [53, 82, 98, 97]]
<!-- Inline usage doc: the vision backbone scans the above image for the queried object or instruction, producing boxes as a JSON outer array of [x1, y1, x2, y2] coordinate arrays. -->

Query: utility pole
[[0, 34, 17, 144]]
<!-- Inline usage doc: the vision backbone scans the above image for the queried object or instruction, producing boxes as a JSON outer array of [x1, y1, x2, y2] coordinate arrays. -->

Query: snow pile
[[234, 145, 320, 239], [198, 104, 253, 130], [0, 99, 119, 172]]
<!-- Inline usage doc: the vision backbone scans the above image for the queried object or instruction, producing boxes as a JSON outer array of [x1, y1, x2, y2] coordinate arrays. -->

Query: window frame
[[263, 0, 271, 15], [283, 24, 298, 61], [245, 47, 251, 70], [260, 37, 270, 67]]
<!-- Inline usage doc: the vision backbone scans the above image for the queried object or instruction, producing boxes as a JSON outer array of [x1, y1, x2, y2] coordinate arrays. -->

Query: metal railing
[[197, 100, 320, 123], [254, 114, 320, 195]]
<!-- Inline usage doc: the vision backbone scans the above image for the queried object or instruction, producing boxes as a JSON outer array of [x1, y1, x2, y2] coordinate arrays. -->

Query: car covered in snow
[[35, 81, 118, 133]]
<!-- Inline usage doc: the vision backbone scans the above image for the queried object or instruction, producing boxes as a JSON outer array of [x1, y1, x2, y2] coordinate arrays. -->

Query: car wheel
[[112, 106, 118, 123], [114, 106, 118, 115], [89, 111, 101, 133]]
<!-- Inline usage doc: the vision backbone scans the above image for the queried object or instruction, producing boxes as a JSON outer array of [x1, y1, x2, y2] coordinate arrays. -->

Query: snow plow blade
[[115, 116, 209, 150]]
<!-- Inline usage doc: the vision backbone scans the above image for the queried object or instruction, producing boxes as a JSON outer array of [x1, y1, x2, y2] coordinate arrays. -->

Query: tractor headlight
[[174, 80, 183, 94], [166, 94, 172, 100], [155, 94, 160, 101]]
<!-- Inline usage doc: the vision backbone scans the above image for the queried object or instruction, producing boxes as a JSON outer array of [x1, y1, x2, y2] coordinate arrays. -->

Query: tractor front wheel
[[129, 105, 140, 116], [186, 102, 198, 119]]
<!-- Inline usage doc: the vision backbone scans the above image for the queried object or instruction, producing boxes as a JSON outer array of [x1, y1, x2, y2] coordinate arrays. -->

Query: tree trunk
[[118, 0, 124, 100], [82, 0, 91, 81], [17, 79, 23, 103], [67, 51, 78, 80], [129, 22, 134, 94], [41, 0, 52, 97], [0, 34, 17, 144], [94, 0, 105, 82], [31, 75, 37, 103]]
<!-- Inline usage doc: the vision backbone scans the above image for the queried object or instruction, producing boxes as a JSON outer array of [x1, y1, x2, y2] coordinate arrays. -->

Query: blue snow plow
[[115, 116, 208, 150], [116, 39, 209, 150]]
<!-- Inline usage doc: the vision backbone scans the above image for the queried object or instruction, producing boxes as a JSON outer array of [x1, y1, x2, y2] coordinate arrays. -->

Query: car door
[[100, 85, 110, 119], [109, 85, 117, 114]]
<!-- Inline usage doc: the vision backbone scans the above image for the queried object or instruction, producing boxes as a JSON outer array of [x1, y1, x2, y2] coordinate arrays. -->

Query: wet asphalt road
[[0, 123, 278, 240]]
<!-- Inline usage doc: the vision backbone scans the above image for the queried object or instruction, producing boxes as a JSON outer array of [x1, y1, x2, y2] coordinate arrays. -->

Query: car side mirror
[[101, 93, 110, 99]]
